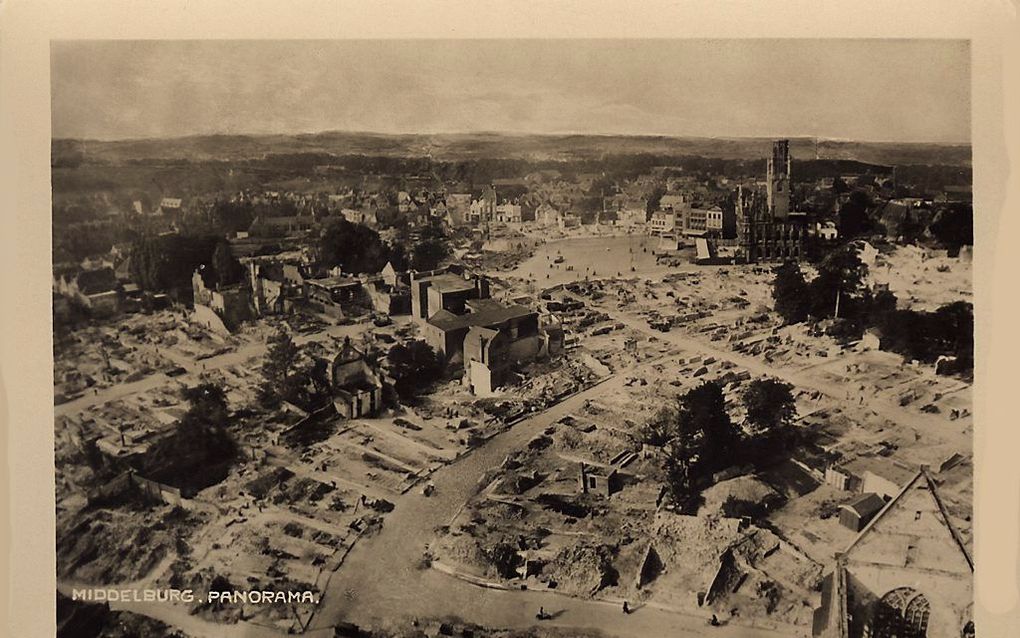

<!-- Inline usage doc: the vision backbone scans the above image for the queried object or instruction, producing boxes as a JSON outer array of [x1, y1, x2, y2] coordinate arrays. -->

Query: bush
[[387, 340, 445, 399]]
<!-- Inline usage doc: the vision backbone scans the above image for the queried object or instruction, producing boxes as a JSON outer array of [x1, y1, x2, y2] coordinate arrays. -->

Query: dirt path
[[599, 300, 968, 455]]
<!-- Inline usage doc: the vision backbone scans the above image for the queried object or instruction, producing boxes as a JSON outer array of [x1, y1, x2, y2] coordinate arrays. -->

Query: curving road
[[307, 353, 800, 638]]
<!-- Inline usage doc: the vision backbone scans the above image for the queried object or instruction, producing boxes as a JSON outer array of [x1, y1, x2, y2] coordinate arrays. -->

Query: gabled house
[[327, 337, 384, 419]]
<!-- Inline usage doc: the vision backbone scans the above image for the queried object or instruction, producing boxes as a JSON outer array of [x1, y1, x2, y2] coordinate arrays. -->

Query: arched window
[[871, 587, 930, 638]]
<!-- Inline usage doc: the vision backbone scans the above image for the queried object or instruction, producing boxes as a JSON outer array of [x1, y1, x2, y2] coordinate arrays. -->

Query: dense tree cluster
[[647, 382, 740, 510], [875, 300, 973, 374], [210, 239, 244, 287], [837, 190, 876, 239], [771, 262, 811, 325], [386, 340, 445, 399], [407, 223, 452, 272], [645, 186, 666, 219], [129, 234, 221, 296], [771, 247, 973, 376], [929, 204, 973, 253], [52, 221, 138, 264], [318, 217, 392, 274], [772, 244, 869, 325], [139, 382, 237, 492], [208, 199, 256, 234], [647, 378, 797, 512]]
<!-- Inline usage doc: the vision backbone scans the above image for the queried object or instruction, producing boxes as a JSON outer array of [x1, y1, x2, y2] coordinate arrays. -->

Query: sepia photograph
[[37, 34, 984, 638]]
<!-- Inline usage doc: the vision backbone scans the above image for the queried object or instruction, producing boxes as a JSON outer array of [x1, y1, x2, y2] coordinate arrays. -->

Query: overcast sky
[[50, 39, 970, 143]]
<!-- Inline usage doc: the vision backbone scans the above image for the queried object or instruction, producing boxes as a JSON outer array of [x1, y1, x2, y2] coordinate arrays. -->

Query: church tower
[[766, 139, 791, 219]]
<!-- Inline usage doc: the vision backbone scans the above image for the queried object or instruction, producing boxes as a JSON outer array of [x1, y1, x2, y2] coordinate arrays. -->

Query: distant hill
[[52, 131, 971, 168]]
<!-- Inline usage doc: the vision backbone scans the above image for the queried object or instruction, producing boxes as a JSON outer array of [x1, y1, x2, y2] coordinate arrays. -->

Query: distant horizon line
[[53, 128, 972, 147]]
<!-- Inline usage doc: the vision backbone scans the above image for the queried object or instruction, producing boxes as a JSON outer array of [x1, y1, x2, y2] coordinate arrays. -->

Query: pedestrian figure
[[622, 601, 630, 614]]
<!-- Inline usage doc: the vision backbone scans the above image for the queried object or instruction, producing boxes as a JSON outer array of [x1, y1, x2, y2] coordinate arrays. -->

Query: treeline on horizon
[[52, 150, 971, 191]]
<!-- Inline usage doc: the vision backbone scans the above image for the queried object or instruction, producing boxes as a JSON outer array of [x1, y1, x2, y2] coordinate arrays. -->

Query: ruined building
[[410, 267, 556, 395], [191, 267, 253, 335], [323, 337, 383, 419], [812, 467, 974, 638], [736, 139, 809, 262]]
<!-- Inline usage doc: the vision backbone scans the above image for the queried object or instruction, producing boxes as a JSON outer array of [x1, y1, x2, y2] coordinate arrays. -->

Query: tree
[[182, 383, 231, 427], [837, 190, 872, 239], [930, 204, 973, 252], [742, 378, 797, 438], [932, 301, 973, 363], [211, 239, 244, 287], [386, 340, 445, 399], [387, 241, 410, 272], [771, 262, 811, 324], [873, 301, 972, 375], [870, 289, 899, 326], [410, 238, 450, 272], [656, 381, 739, 510], [896, 209, 924, 244], [662, 445, 697, 510], [258, 330, 304, 408], [319, 217, 391, 274], [809, 244, 868, 319], [140, 382, 237, 492], [646, 186, 665, 219], [640, 404, 678, 447], [209, 199, 255, 234], [129, 234, 219, 295], [676, 381, 739, 473]]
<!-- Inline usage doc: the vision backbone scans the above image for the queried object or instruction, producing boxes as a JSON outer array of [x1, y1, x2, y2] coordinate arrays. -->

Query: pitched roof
[[840, 492, 885, 519], [427, 301, 536, 333], [426, 309, 469, 332], [335, 338, 366, 365], [841, 468, 973, 574]]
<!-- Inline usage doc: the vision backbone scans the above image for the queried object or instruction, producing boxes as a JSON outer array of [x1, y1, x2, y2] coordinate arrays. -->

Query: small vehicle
[[372, 314, 393, 327], [165, 366, 187, 377]]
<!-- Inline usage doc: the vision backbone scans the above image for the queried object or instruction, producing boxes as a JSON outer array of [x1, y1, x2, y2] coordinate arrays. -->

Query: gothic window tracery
[[870, 587, 930, 638]]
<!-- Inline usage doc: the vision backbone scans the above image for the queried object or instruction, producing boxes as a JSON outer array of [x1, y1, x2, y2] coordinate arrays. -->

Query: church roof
[[813, 467, 972, 638], [841, 467, 972, 574]]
